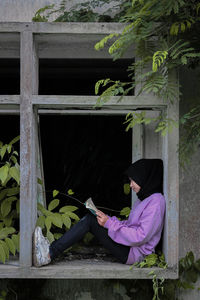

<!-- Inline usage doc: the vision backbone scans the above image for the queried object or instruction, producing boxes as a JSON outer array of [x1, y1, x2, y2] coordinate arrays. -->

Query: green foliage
[[37, 190, 79, 243], [131, 251, 200, 299], [95, 34, 119, 51], [0, 137, 20, 263], [95, 78, 132, 107], [120, 207, 131, 218], [178, 251, 200, 289], [150, 272, 165, 300], [32, 0, 200, 164], [124, 111, 157, 131], [123, 183, 130, 195], [32, 0, 121, 23], [93, 0, 200, 164], [32, 5, 55, 22], [179, 104, 200, 168], [132, 253, 167, 269], [170, 19, 195, 36], [152, 51, 168, 72], [67, 189, 74, 195], [0, 290, 7, 300], [131, 253, 167, 300]]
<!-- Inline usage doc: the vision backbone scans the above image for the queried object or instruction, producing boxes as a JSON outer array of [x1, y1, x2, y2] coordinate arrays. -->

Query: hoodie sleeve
[[104, 200, 164, 247]]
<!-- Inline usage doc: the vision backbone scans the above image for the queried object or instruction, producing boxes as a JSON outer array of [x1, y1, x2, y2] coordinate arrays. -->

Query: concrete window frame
[[0, 23, 179, 279]]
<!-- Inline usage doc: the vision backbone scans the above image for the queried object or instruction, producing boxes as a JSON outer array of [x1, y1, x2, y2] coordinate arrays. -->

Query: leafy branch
[[37, 190, 80, 243], [0, 137, 20, 263]]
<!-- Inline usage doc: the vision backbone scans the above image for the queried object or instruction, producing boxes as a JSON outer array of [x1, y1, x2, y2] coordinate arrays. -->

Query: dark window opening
[[0, 115, 19, 143], [40, 115, 132, 216], [0, 59, 20, 95], [40, 115, 132, 259], [39, 59, 134, 95]]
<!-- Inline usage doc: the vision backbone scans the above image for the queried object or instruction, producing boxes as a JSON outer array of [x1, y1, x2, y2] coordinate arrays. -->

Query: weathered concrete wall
[[0, 0, 56, 22], [0, 278, 154, 300], [0, 0, 119, 22], [179, 67, 200, 260]]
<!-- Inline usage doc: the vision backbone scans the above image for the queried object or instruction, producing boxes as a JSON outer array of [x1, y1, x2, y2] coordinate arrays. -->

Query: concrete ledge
[[0, 22, 126, 34], [0, 259, 178, 279]]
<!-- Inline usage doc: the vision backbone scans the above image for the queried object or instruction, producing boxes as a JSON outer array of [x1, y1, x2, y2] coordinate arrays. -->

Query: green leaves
[[120, 207, 131, 218], [94, 33, 119, 51], [132, 252, 167, 269], [178, 251, 200, 290], [9, 166, 20, 185], [0, 137, 20, 264], [53, 189, 59, 197], [62, 214, 71, 229], [37, 199, 80, 242], [170, 19, 195, 35], [59, 206, 78, 213], [48, 199, 60, 211], [1, 196, 17, 217], [124, 111, 159, 132], [0, 136, 19, 161], [9, 136, 20, 146], [51, 213, 63, 228], [67, 189, 74, 195], [36, 215, 45, 228], [0, 227, 15, 239], [32, 4, 55, 22], [0, 146, 7, 160], [152, 51, 168, 72], [5, 237, 16, 255], [179, 104, 200, 168], [0, 165, 9, 185], [0, 243, 6, 264], [95, 78, 111, 95], [123, 183, 130, 195], [0, 164, 20, 186]]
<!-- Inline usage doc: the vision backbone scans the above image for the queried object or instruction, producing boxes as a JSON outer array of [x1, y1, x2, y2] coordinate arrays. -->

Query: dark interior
[[40, 115, 132, 217], [0, 59, 20, 94], [39, 58, 133, 95], [0, 58, 133, 95], [38, 58, 133, 215], [0, 115, 20, 143], [0, 58, 133, 219]]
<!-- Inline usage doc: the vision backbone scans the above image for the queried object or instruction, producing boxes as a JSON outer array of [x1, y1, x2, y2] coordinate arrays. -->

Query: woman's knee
[[80, 213, 95, 225]]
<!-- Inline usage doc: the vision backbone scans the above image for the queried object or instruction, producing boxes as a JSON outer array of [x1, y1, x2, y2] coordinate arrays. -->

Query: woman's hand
[[96, 210, 109, 227]]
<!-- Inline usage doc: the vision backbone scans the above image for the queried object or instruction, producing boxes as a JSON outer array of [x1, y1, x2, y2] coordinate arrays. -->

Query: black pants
[[49, 213, 130, 264]]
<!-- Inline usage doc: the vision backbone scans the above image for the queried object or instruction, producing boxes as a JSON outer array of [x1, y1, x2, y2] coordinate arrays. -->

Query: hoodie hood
[[125, 159, 163, 201]]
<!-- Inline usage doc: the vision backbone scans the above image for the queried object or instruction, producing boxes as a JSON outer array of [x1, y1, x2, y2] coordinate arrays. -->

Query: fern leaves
[[170, 19, 195, 35], [94, 33, 119, 51], [169, 40, 200, 65], [152, 51, 168, 72]]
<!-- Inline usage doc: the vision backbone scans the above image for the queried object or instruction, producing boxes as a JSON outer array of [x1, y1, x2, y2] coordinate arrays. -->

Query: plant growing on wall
[[94, 0, 200, 166], [32, 0, 200, 166], [36, 189, 80, 243], [0, 137, 20, 263], [32, 0, 123, 22], [0, 137, 80, 263]]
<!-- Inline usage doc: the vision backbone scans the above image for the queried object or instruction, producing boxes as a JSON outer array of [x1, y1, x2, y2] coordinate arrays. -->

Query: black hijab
[[125, 159, 163, 201]]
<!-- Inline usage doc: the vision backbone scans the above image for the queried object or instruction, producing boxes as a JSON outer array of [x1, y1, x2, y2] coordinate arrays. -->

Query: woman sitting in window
[[33, 158, 165, 267]]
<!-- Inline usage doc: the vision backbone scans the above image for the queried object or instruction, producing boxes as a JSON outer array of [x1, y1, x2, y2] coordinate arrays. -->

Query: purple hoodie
[[104, 193, 165, 264]]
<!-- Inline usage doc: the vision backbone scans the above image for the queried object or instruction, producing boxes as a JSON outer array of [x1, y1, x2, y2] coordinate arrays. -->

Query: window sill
[[0, 259, 178, 279]]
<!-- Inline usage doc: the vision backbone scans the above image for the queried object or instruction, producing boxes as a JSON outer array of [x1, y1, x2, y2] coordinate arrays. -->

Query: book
[[84, 198, 98, 216]]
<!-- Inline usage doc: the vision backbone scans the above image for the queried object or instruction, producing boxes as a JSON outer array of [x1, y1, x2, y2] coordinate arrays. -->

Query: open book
[[84, 198, 98, 216]]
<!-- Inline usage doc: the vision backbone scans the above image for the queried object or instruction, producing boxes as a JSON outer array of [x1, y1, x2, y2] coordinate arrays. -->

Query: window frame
[[0, 22, 179, 279]]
